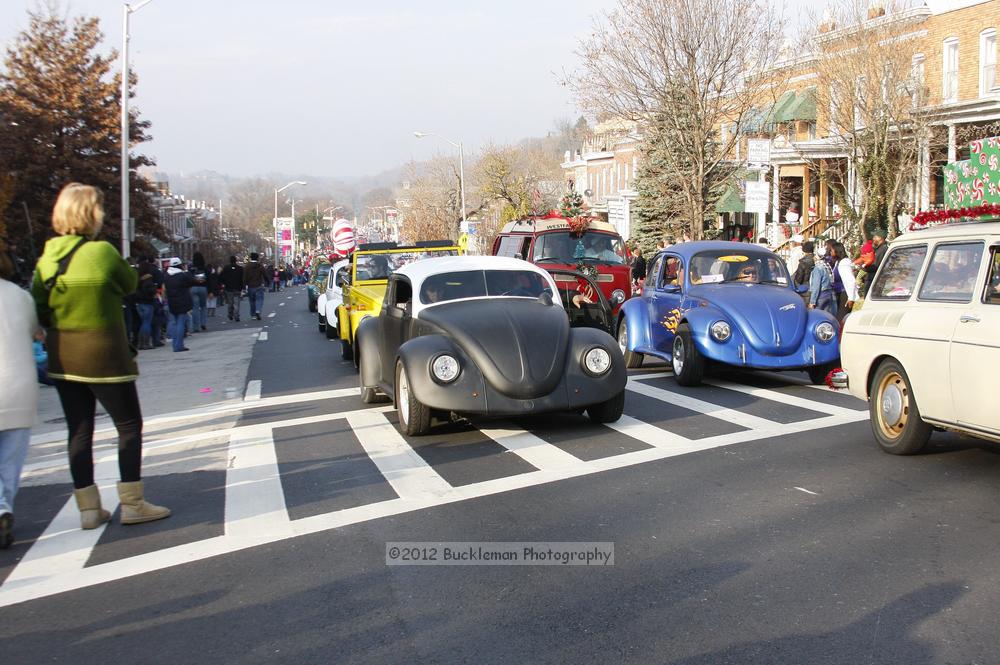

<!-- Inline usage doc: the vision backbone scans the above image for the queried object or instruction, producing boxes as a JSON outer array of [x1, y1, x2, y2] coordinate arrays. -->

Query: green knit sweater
[[31, 235, 139, 383]]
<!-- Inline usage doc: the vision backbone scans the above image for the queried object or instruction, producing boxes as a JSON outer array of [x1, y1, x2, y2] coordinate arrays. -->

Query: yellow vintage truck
[[337, 241, 461, 364]]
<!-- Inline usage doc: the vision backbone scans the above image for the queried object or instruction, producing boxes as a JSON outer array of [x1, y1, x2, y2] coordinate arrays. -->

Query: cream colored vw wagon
[[841, 221, 1000, 454]]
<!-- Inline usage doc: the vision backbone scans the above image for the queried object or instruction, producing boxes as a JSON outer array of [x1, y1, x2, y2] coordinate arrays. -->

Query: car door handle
[[959, 315, 981, 323]]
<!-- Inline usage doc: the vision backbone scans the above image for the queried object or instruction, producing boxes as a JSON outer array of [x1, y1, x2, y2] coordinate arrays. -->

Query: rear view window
[[870, 245, 927, 300], [420, 270, 552, 304], [918, 242, 983, 302]]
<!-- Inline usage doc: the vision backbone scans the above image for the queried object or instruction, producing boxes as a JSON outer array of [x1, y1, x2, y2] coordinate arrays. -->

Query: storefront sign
[[746, 139, 771, 167], [744, 181, 770, 214]]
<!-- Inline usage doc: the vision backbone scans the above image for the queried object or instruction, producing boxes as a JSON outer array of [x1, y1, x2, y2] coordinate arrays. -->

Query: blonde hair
[[52, 183, 104, 237]]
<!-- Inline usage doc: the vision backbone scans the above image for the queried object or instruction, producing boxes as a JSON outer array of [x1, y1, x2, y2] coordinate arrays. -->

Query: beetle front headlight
[[710, 320, 732, 342], [815, 322, 836, 343], [583, 347, 612, 376], [431, 354, 460, 383]]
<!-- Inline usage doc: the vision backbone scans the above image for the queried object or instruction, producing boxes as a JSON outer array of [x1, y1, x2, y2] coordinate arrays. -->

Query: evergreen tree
[[559, 187, 586, 219], [631, 114, 736, 251], [0, 7, 160, 255]]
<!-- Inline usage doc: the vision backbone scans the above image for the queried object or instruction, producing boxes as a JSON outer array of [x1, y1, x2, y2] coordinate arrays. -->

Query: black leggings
[[54, 381, 143, 489]]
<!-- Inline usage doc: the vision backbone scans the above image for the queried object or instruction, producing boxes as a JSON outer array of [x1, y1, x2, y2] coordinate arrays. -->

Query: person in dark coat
[[134, 256, 160, 349], [793, 242, 816, 290], [164, 258, 195, 352], [219, 256, 244, 321]]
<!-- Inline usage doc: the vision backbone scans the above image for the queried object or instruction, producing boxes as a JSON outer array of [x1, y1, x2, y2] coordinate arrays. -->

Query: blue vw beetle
[[617, 241, 841, 386]]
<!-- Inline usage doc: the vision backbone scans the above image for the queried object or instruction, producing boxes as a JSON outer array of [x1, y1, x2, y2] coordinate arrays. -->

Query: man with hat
[[870, 228, 888, 274]]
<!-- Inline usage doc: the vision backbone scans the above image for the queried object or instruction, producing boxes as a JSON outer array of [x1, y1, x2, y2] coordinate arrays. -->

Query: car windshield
[[532, 231, 626, 266], [419, 269, 554, 304], [356, 249, 458, 281], [688, 250, 789, 286]]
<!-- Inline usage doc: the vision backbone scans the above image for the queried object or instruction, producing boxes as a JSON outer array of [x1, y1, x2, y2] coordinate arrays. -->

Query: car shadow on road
[[663, 582, 965, 665]]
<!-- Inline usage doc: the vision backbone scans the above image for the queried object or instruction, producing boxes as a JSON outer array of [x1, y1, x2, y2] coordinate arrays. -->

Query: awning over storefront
[[775, 87, 818, 123], [766, 90, 797, 125], [715, 183, 745, 213], [741, 107, 768, 135]]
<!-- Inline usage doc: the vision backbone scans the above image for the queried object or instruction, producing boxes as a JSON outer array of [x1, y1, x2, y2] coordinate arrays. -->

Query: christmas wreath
[[575, 262, 600, 282]]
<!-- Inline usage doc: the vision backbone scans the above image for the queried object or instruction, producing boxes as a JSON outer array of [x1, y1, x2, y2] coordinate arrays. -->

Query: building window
[[911, 54, 925, 108], [981, 29, 997, 95], [943, 37, 959, 103]]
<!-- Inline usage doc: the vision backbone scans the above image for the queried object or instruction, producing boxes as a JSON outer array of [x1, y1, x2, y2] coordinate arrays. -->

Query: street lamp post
[[414, 131, 467, 233], [273, 180, 306, 262], [120, 0, 153, 259]]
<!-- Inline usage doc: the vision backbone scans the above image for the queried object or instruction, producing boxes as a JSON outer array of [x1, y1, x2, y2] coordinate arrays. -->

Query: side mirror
[[337, 272, 350, 287]]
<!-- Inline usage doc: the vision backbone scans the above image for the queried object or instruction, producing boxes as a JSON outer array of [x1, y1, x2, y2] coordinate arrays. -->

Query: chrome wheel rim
[[398, 368, 410, 426], [875, 371, 909, 440], [672, 335, 684, 374], [618, 323, 628, 354]]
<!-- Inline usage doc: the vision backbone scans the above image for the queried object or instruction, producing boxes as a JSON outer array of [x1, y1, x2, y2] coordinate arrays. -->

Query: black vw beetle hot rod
[[356, 256, 627, 435]]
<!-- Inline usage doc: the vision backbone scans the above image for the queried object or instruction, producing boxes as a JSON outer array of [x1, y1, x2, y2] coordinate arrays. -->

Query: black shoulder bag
[[43, 237, 88, 298]]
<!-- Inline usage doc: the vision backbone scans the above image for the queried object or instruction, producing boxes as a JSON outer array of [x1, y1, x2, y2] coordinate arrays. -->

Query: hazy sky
[[2, 1, 822, 180]]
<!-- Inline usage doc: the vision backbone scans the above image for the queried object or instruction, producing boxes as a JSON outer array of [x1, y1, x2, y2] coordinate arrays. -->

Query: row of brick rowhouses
[[564, 0, 1000, 247], [143, 178, 266, 266]]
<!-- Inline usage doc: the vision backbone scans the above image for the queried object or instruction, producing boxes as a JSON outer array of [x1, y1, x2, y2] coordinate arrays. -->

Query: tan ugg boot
[[117, 481, 171, 525], [73, 485, 111, 530]]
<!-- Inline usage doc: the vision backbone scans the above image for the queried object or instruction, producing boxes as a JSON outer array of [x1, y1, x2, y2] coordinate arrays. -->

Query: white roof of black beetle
[[395, 255, 549, 285]]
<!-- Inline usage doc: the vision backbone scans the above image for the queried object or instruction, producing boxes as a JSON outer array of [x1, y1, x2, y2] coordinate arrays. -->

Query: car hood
[[419, 298, 569, 399], [688, 283, 806, 355]]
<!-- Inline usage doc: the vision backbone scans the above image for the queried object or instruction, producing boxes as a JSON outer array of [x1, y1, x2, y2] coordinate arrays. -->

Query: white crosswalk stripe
[[0, 372, 867, 607]]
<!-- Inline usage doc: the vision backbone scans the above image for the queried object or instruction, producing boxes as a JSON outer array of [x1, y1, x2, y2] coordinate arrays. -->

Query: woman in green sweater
[[32, 183, 170, 530]]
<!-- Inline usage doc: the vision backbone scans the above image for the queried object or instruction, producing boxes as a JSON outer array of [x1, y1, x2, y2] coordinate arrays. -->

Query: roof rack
[[357, 242, 398, 251], [414, 240, 455, 248]]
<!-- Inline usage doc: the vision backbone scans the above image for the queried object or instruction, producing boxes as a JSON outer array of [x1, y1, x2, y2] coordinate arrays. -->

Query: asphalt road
[[2, 286, 1000, 665]]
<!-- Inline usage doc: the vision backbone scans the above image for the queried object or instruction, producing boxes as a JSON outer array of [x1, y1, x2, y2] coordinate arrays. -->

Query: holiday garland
[[910, 203, 1000, 230]]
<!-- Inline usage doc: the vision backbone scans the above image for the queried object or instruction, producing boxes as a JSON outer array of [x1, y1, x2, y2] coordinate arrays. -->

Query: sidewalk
[[25, 319, 262, 486], [34, 323, 262, 436]]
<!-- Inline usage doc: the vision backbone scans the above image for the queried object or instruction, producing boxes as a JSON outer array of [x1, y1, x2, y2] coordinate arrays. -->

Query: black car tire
[[869, 359, 932, 455], [587, 389, 625, 424], [672, 323, 704, 387], [325, 316, 338, 340], [617, 318, 644, 369], [396, 361, 431, 436], [308, 299, 317, 313], [807, 361, 838, 386], [318, 313, 326, 333], [341, 338, 353, 361]]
